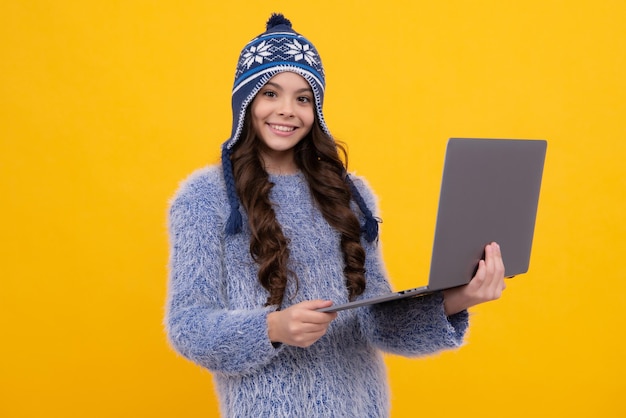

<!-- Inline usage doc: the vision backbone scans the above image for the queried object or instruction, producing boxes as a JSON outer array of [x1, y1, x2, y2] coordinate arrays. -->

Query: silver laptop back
[[427, 138, 547, 290]]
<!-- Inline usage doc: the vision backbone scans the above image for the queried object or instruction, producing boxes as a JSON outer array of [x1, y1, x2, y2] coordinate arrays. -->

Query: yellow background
[[1, 1, 624, 417]]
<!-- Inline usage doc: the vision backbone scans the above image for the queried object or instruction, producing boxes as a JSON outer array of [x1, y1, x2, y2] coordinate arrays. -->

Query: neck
[[260, 149, 298, 175]]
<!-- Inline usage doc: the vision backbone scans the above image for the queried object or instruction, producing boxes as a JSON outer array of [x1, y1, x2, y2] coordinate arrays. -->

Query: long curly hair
[[230, 113, 367, 307]]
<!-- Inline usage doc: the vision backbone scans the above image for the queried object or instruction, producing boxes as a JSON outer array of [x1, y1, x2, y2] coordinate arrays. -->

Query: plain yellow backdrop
[[1, 1, 625, 417]]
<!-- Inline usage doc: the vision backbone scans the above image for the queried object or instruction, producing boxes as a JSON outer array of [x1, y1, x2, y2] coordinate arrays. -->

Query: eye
[[297, 95, 312, 103], [262, 90, 277, 98]]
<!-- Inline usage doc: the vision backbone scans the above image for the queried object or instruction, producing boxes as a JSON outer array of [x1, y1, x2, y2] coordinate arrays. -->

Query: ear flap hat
[[221, 13, 379, 242]]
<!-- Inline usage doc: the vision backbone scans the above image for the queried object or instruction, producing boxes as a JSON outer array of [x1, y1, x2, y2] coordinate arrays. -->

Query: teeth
[[270, 124, 295, 132]]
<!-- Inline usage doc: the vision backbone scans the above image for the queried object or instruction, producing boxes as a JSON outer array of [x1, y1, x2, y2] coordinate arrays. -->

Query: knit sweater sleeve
[[350, 175, 470, 356], [164, 169, 281, 376]]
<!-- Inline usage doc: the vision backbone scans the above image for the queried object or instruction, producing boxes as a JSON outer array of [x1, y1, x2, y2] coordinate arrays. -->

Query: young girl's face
[[250, 72, 315, 173]]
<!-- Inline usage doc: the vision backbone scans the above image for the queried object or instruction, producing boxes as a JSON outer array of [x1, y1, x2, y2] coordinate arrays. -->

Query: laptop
[[319, 138, 547, 312]]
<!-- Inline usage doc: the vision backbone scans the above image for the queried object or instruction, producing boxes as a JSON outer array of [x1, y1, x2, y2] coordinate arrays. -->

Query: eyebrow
[[264, 81, 312, 94]]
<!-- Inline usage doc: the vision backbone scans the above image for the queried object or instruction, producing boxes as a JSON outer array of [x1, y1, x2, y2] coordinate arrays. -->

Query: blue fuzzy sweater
[[165, 165, 469, 417]]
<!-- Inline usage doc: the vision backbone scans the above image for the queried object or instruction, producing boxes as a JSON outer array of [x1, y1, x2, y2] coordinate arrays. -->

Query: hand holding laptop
[[442, 242, 506, 316]]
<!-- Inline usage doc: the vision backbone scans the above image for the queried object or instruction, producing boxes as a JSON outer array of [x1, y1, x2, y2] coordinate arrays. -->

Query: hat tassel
[[222, 145, 243, 235], [345, 174, 380, 243]]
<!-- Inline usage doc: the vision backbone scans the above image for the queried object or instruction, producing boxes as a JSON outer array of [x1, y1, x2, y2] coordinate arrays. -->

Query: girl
[[166, 13, 506, 417]]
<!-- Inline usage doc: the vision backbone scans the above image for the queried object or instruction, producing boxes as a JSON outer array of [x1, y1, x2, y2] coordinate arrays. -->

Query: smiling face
[[250, 72, 315, 174]]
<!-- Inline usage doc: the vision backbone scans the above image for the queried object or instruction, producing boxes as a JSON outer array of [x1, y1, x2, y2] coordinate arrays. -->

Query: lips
[[268, 124, 296, 132]]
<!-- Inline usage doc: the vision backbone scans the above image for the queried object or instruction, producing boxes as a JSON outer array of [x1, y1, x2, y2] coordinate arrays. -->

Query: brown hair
[[230, 114, 366, 307]]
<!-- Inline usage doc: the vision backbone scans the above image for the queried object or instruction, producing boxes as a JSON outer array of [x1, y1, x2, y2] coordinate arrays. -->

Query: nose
[[277, 98, 294, 117]]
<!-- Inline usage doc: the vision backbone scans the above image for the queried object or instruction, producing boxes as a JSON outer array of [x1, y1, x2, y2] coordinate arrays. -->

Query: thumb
[[302, 299, 333, 309], [298, 299, 334, 310]]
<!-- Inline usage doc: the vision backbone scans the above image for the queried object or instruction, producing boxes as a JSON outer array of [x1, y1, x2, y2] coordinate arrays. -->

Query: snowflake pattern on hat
[[241, 40, 272, 69], [285, 39, 318, 66], [234, 34, 324, 83]]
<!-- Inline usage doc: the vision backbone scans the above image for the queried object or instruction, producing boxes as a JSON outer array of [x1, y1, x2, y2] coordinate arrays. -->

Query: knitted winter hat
[[221, 13, 379, 242], [225, 13, 329, 150]]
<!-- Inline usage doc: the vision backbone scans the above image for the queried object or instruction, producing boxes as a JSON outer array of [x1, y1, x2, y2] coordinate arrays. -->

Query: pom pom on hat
[[266, 13, 292, 29]]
